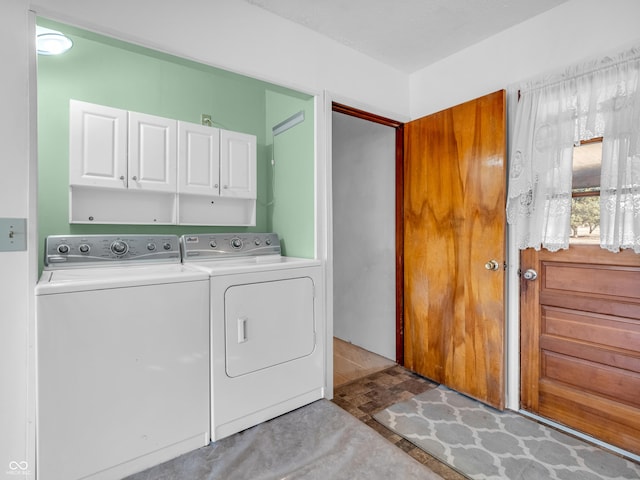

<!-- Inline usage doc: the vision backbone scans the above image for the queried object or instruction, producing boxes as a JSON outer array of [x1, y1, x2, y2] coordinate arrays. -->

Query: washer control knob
[[163, 243, 172, 251], [79, 244, 90, 254], [231, 237, 243, 249], [265, 238, 272, 246], [57, 244, 70, 254], [110, 240, 128, 255], [210, 240, 217, 248], [254, 238, 262, 246], [147, 243, 156, 251]]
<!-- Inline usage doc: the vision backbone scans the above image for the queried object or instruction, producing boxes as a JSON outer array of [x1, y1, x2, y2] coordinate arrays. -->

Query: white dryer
[[181, 233, 325, 441], [35, 235, 210, 480]]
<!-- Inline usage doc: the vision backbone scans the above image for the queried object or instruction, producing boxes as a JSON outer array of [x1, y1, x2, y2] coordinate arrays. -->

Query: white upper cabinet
[[69, 100, 256, 225], [70, 101, 177, 193], [69, 100, 127, 189], [220, 130, 257, 199], [178, 121, 220, 195], [128, 112, 177, 192]]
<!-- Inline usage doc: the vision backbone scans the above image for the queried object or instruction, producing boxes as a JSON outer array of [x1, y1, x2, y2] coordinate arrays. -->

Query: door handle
[[237, 316, 248, 343], [485, 260, 500, 271], [522, 269, 538, 281]]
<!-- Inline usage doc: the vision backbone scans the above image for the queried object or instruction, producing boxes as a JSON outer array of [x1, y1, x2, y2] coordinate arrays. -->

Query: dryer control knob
[[57, 244, 70, 254], [162, 243, 172, 250], [79, 244, 90, 254], [210, 240, 217, 248], [147, 243, 156, 251], [231, 238, 243, 249], [254, 239, 261, 246]]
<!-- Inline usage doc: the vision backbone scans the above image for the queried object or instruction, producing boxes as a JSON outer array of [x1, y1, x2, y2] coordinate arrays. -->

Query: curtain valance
[[507, 45, 640, 253]]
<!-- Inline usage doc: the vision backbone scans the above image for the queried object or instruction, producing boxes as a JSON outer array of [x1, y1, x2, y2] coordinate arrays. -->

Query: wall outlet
[[201, 114, 212, 126]]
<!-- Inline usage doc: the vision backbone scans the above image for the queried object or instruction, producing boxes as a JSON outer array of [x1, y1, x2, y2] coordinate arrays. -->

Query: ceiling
[[244, 0, 569, 73]]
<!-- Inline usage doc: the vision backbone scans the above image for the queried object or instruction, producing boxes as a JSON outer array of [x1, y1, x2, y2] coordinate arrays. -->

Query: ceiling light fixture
[[36, 26, 73, 55]]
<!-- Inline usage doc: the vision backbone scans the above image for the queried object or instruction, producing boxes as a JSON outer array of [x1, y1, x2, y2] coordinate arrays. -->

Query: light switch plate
[[0, 218, 27, 252]]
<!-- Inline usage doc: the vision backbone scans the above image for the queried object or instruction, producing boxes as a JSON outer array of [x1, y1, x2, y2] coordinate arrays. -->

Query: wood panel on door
[[521, 246, 640, 455], [403, 90, 506, 409]]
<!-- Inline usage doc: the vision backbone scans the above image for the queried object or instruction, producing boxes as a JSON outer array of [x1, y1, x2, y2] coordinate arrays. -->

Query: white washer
[[35, 235, 210, 480], [181, 233, 325, 441]]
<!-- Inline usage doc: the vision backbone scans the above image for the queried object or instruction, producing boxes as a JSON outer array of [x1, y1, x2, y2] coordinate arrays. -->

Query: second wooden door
[[403, 90, 506, 409], [520, 246, 640, 455]]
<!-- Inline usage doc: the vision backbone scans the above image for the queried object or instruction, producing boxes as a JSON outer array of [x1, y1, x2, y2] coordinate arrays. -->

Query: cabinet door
[[128, 111, 177, 192], [220, 130, 256, 199], [177, 121, 220, 195], [69, 100, 127, 189]]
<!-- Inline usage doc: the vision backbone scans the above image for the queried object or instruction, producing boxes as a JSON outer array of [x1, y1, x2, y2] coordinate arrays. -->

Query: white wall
[[30, 0, 410, 121], [410, 0, 640, 118], [332, 112, 396, 360], [0, 2, 36, 479]]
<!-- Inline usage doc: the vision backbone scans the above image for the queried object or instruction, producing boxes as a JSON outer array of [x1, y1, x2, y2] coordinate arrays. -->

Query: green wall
[[37, 19, 315, 270], [266, 92, 316, 258]]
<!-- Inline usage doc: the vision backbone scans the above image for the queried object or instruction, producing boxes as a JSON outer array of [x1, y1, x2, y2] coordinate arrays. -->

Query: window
[[570, 139, 602, 245]]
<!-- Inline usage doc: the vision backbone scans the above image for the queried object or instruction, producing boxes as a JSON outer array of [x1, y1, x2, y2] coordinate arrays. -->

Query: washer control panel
[[44, 234, 181, 268], [181, 233, 281, 260]]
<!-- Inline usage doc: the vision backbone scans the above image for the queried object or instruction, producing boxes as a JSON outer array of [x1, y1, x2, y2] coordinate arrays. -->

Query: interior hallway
[[332, 338, 464, 479]]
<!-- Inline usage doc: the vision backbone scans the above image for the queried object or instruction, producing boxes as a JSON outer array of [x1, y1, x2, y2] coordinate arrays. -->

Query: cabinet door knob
[[132, 176, 138, 181]]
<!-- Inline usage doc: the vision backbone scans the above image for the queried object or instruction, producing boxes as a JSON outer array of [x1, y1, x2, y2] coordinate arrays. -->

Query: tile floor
[[332, 365, 466, 480]]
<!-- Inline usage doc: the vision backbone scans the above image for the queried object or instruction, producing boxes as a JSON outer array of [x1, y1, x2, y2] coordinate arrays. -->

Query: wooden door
[[403, 90, 506, 409], [521, 246, 640, 455]]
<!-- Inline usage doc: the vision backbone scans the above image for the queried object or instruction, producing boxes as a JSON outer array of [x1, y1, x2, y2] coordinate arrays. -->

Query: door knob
[[485, 260, 500, 271], [522, 269, 538, 281]]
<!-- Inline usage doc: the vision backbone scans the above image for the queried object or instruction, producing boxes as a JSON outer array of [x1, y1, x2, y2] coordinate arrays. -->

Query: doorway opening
[[331, 103, 404, 386]]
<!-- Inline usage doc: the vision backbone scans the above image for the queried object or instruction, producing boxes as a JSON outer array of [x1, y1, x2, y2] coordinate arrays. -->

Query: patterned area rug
[[374, 386, 640, 480]]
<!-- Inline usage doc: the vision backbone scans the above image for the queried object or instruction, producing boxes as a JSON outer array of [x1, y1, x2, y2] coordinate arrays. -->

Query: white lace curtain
[[507, 46, 640, 253]]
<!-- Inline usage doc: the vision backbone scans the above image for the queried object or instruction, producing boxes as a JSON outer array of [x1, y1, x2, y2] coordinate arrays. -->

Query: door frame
[[331, 102, 405, 363]]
